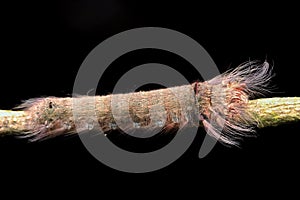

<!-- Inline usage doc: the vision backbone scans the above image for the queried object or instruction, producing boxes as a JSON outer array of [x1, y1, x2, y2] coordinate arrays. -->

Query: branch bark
[[248, 97, 300, 128]]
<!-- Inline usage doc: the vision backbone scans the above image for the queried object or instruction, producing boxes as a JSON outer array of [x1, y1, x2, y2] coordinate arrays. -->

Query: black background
[[1, 0, 299, 197]]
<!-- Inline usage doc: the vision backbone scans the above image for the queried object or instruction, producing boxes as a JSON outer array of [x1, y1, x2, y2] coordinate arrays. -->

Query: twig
[[248, 97, 300, 128]]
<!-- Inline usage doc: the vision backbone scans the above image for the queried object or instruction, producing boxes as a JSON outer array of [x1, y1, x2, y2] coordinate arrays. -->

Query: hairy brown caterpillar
[[0, 61, 278, 146]]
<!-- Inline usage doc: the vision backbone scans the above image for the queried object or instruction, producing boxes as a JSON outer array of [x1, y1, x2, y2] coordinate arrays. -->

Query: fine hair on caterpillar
[[197, 61, 273, 145], [11, 61, 272, 146]]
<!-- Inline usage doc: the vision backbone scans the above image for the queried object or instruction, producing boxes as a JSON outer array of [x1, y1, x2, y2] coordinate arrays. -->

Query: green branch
[[248, 97, 300, 128]]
